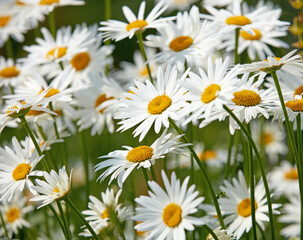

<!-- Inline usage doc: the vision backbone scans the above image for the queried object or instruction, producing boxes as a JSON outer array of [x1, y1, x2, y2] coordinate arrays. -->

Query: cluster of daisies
[[0, 0, 302, 239]]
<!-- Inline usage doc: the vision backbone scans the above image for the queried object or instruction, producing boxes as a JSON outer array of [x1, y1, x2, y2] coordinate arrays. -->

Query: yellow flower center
[[46, 47, 67, 60], [162, 203, 182, 227], [232, 90, 261, 106], [225, 16, 251, 26], [265, 57, 281, 62], [6, 207, 20, 223], [12, 163, 31, 181], [16, 0, 26, 5], [169, 36, 193, 52], [126, 146, 153, 163], [237, 198, 257, 217], [0, 16, 11, 27], [199, 150, 217, 161], [70, 52, 90, 71], [0, 66, 20, 78], [201, 84, 221, 104], [140, 66, 149, 77], [126, 20, 148, 32], [148, 95, 172, 115], [135, 221, 146, 236], [52, 187, 60, 195], [286, 99, 303, 112], [101, 208, 110, 219], [27, 109, 45, 116], [262, 133, 274, 145], [95, 94, 114, 113], [39, 0, 59, 5], [39, 88, 60, 98], [294, 85, 303, 96], [240, 29, 262, 40], [284, 168, 299, 180]]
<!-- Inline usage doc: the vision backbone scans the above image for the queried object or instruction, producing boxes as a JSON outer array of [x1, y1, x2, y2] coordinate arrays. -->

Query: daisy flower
[[145, 6, 219, 70], [95, 129, 188, 187], [99, 1, 168, 42], [116, 65, 189, 142], [202, 0, 239, 8], [279, 195, 300, 238], [30, 166, 71, 208], [133, 170, 205, 240], [0, 192, 33, 237], [0, 57, 27, 88], [0, 137, 43, 201], [219, 171, 280, 239], [269, 161, 299, 197], [80, 188, 128, 237], [155, 0, 198, 12], [179, 57, 240, 128]]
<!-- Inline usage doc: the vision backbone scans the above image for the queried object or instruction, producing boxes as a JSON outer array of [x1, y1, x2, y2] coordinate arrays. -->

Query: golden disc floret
[[199, 150, 217, 161], [126, 20, 148, 32], [148, 95, 172, 115], [70, 52, 90, 71], [169, 36, 193, 52], [6, 208, 20, 223], [162, 203, 182, 227], [232, 90, 261, 106], [12, 163, 31, 181], [240, 29, 262, 40], [284, 168, 299, 180], [201, 84, 221, 104], [0, 16, 11, 27], [95, 94, 114, 113], [46, 47, 67, 60], [286, 99, 303, 112], [237, 198, 257, 217], [226, 16, 251, 26], [126, 146, 153, 163], [39, 0, 59, 5], [0, 66, 20, 78]]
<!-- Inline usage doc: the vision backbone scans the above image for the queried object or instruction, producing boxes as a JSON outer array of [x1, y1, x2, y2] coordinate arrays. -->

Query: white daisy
[[155, 0, 197, 12], [30, 166, 71, 208], [219, 171, 280, 239], [145, 6, 219, 71], [269, 161, 299, 197], [0, 137, 43, 201], [80, 188, 128, 237], [116, 65, 189, 142], [95, 129, 188, 187], [0, 57, 27, 88], [0, 192, 33, 237], [133, 170, 205, 240], [279, 195, 300, 238], [99, 1, 168, 42], [202, 0, 239, 8], [179, 57, 240, 128]]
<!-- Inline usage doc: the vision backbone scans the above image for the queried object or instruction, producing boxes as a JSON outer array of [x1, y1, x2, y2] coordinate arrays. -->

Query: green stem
[[168, 118, 226, 229], [108, 207, 126, 240], [79, 131, 90, 206], [150, 165, 157, 181], [48, 11, 56, 38], [141, 168, 151, 191], [44, 209, 51, 238], [223, 105, 275, 240], [234, 28, 240, 64], [136, 32, 153, 83], [224, 134, 234, 179], [65, 197, 99, 240], [0, 210, 9, 239], [202, 225, 219, 240], [57, 201, 71, 240], [48, 204, 68, 240], [5, 37, 14, 60]]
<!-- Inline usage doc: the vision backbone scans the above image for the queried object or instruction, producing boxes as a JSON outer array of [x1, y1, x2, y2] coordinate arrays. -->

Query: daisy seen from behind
[[0, 137, 43, 201], [99, 1, 168, 42], [30, 166, 71, 208], [219, 171, 280, 239], [133, 170, 205, 240], [95, 129, 188, 187], [116, 65, 189, 142]]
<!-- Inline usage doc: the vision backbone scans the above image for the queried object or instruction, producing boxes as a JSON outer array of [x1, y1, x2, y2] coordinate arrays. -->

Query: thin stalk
[[247, 124, 257, 240], [108, 207, 126, 240], [224, 134, 235, 179], [168, 118, 226, 229], [136, 32, 153, 83], [48, 11, 56, 38], [150, 165, 157, 181], [223, 105, 275, 240], [202, 225, 219, 240], [234, 28, 240, 64], [0, 210, 9, 239], [65, 197, 99, 240], [57, 201, 71, 240], [48, 204, 68, 240], [79, 131, 90, 206], [19, 116, 49, 171], [44, 209, 51, 238], [188, 123, 195, 184], [141, 168, 151, 191], [5, 37, 14, 59], [104, 0, 111, 46]]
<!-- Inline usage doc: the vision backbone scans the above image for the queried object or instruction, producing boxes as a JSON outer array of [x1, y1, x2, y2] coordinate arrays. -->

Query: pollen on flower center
[[126, 146, 153, 163], [225, 16, 251, 26], [70, 52, 90, 71], [265, 57, 281, 62], [232, 90, 261, 106], [46, 47, 67, 60], [0, 16, 11, 27], [0, 66, 20, 78], [12, 163, 31, 181], [237, 198, 257, 217], [148, 95, 172, 115], [284, 168, 298, 180], [126, 20, 148, 32], [6, 207, 20, 223], [140, 66, 149, 77], [39, 0, 59, 5], [169, 36, 193, 52], [101, 208, 110, 219], [162, 203, 182, 227], [240, 29, 262, 40], [52, 187, 60, 195], [95, 94, 114, 113], [294, 85, 303, 96], [262, 133, 274, 145], [39, 88, 60, 98], [199, 150, 217, 161], [201, 84, 221, 104], [285, 99, 303, 112]]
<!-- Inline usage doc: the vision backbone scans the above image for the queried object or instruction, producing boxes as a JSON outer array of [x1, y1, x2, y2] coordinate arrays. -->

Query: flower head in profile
[[99, 1, 168, 42], [219, 171, 280, 239], [133, 170, 205, 240], [30, 166, 71, 208], [0, 137, 43, 201], [95, 129, 188, 187], [116, 65, 189, 142]]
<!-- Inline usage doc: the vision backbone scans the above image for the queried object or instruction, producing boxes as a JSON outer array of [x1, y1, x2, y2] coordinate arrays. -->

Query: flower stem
[[136, 32, 154, 83], [141, 168, 151, 191], [224, 134, 235, 179], [48, 204, 68, 240], [234, 28, 240, 64], [57, 201, 71, 240], [65, 197, 99, 240], [48, 11, 56, 38], [0, 210, 9, 239], [202, 225, 219, 240], [223, 105, 275, 240], [5, 37, 14, 60], [79, 131, 90, 206], [168, 118, 226, 229]]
